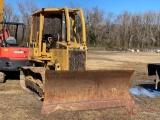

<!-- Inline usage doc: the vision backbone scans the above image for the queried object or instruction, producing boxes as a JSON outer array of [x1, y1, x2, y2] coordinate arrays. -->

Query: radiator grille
[[69, 50, 86, 70]]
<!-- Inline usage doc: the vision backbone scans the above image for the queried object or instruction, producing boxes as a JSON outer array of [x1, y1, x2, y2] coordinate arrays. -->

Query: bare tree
[[86, 7, 106, 45], [4, 1, 160, 49], [17, 0, 38, 45], [4, 2, 19, 22]]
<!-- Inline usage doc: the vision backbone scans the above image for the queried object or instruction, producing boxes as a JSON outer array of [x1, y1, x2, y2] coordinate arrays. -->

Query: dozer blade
[[41, 69, 135, 114]]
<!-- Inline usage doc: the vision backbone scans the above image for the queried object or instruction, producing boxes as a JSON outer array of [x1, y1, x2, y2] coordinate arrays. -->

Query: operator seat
[[6, 37, 17, 46]]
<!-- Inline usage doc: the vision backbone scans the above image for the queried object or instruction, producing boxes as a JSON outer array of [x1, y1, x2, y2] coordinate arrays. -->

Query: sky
[[6, 0, 160, 14]]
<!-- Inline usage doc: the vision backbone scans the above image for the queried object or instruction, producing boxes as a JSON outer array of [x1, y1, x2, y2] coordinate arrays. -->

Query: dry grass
[[1, 51, 160, 120]]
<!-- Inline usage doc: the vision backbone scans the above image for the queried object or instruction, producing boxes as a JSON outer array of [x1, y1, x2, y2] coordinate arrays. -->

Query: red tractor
[[0, 21, 30, 82]]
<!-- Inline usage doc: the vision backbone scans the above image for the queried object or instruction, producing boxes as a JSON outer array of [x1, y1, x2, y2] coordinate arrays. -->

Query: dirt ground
[[1, 51, 160, 120]]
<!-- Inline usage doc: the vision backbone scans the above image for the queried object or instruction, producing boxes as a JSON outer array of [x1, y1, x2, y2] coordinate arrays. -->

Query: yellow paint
[[0, 0, 4, 29], [4, 48, 8, 51], [29, 7, 87, 70]]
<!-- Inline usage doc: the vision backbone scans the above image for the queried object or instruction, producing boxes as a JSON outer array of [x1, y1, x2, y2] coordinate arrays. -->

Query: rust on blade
[[41, 70, 135, 114]]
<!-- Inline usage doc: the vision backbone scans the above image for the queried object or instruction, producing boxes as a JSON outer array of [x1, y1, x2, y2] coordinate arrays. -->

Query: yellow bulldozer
[[0, 0, 3, 29], [20, 7, 135, 114]]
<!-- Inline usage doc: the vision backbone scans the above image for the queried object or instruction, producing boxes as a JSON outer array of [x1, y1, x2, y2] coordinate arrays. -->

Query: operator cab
[[0, 22, 25, 47]]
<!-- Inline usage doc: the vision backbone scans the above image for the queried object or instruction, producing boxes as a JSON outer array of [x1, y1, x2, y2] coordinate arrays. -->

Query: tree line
[[4, 0, 160, 49]]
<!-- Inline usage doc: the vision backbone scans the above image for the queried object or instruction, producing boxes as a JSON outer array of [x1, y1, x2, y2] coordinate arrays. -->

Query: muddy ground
[[1, 51, 160, 120]]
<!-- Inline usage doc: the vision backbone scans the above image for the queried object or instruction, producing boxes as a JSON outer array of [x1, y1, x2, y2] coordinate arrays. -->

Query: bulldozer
[[0, 0, 3, 29], [20, 7, 135, 114]]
